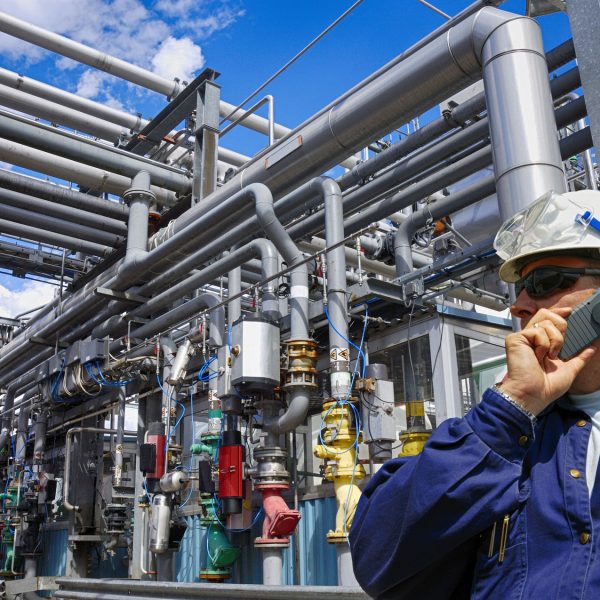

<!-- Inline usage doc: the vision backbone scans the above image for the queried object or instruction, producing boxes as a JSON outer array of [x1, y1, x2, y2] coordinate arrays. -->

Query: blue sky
[[0, 0, 572, 315]]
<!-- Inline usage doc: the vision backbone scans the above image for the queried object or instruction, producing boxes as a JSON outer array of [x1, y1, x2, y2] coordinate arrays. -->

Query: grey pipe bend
[[94, 239, 276, 340], [254, 186, 312, 435], [255, 191, 309, 341]]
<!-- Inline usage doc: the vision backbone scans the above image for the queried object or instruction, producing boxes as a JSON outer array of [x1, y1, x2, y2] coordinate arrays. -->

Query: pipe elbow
[[263, 388, 310, 435]]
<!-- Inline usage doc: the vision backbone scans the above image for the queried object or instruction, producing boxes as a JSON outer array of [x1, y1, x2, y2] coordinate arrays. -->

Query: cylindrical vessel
[[149, 495, 171, 554], [230, 314, 280, 391]]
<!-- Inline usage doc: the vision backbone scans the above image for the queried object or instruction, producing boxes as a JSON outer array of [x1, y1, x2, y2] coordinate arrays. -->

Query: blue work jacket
[[349, 387, 600, 599]]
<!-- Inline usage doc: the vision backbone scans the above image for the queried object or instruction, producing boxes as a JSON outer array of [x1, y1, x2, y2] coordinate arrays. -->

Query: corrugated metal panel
[[175, 496, 338, 586], [297, 497, 338, 586], [37, 527, 68, 578]]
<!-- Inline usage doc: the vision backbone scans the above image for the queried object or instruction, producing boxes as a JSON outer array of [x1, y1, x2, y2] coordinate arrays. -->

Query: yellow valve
[[398, 431, 430, 456], [314, 398, 365, 542]]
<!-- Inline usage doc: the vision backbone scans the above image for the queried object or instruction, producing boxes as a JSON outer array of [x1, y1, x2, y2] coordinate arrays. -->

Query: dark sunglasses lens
[[521, 269, 580, 298]]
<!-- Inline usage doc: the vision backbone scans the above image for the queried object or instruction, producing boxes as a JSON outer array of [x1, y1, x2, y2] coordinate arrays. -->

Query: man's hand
[[498, 308, 596, 416]]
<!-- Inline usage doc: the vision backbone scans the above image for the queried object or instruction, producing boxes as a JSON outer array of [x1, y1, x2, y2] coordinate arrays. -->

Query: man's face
[[510, 255, 599, 328]]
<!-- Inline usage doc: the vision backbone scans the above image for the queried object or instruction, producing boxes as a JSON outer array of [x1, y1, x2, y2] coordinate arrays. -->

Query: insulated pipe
[[0, 201, 123, 247], [0, 218, 111, 256], [0, 168, 128, 221], [473, 11, 567, 217], [255, 195, 308, 341], [0, 186, 271, 381], [322, 179, 352, 400], [0, 138, 176, 206], [392, 116, 591, 279], [0, 178, 150, 374], [64, 427, 118, 512], [0, 12, 302, 146], [0, 66, 147, 131], [0, 186, 127, 236], [151, 8, 561, 253], [285, 66, 580, 244], [228, 262, 242, 325], [0, 84, 128, 143], [255, 191, 311, 436], [0, 10, 181, 99], [0, 111, 191, 193]]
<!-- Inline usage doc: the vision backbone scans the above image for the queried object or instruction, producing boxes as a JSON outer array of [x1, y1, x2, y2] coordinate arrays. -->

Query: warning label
[[330, 347, 350, 362]]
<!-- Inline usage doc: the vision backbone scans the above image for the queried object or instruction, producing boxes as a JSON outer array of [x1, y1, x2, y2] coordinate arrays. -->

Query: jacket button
[[576, 419, 587, 427], [570, 469, 581, 479], [580, 532, 590, 544], [518, 435, 529, 446]]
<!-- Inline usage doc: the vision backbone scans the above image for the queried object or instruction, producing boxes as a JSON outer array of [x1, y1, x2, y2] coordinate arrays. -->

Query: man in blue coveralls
[[350, 189, 600, 599]]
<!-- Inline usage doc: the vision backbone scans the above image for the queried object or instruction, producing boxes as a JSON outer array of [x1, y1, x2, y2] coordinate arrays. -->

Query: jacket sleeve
[[349, 387, 536, 599]]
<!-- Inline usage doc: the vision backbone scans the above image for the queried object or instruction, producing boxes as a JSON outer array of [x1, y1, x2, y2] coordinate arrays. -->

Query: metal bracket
[[95, 287, 147, 304]]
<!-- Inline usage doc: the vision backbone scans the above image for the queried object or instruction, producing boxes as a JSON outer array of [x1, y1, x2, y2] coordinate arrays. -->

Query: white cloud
[[0, 0, 244, 105], [0, 280, 55, 319], [151, 36, 204, 83], [75, 70, 108, 98], [189, 7, 245, 38]]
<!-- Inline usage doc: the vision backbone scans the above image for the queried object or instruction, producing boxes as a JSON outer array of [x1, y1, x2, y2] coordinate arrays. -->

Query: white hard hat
[[495, 189, 600, 283]]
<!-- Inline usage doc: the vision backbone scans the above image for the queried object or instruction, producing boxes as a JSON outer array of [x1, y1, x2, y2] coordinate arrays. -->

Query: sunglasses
[[515, 267, 600, 299]]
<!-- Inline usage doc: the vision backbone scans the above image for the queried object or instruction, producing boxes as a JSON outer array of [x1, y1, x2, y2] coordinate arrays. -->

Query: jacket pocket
[[471, 508, 528, 600]]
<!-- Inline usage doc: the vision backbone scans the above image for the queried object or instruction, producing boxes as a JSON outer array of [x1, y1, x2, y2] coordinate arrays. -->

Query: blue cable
[[179, 388, 196, 510], [198, 355, 218, 382]]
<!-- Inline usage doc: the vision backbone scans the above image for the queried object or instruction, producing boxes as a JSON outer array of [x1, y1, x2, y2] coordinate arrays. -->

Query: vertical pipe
[[337, 545, 360, 587], [323, 179, 352, 400], [113, 387, 126, 489], [262, 548, 283, 585], [228, 263, 242, 324]]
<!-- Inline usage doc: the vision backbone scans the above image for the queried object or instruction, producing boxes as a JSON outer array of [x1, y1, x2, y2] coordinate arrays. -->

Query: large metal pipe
[[95, 239, 279, 340], [0, 186, 126, 235], [475, 12, 566, 218], [322, 178, 352, 400], [0, 138, 176, 205], [0, 12, 309, 148], [0, 110, 191, 194], [0, 66, 147, 131], [0, 218, 111, 256], [151, 8, 561, 255], [0, 10, 180, 99], [255, 191, 311, 436], [0, 168, 128, 221], [0, 83, 128, 143], [0, 199, 123, 247]]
